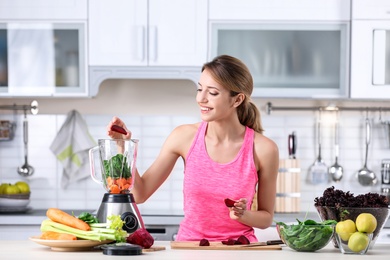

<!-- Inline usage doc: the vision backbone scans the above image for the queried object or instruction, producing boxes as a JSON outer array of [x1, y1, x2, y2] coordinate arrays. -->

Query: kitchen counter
[[1, 240, 390, 260]]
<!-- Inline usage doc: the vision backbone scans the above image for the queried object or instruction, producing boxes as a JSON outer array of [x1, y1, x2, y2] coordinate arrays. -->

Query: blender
[[89, 138, 145, 234]]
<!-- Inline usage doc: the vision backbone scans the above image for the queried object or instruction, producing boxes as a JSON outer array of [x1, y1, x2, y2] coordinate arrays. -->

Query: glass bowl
[[277, 223, 335, 252], [334, 232, 373, 254], [315, 206, 390, 248]]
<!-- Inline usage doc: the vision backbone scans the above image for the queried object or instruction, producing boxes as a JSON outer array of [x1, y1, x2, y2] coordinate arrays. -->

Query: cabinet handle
[[149, 26, 158, 62], [137, 26, 145, 62], [372, 30, 386, 85]]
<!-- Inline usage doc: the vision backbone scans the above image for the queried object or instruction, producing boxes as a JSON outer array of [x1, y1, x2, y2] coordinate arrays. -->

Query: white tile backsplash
[[1, 110, 389, 215]]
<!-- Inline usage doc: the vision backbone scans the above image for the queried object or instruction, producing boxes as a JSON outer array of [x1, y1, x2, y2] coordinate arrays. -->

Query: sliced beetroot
[[111, 125, 127, 135], [199, 238, 210, 246], [236, 235, 250, 245], [224, 198, 236, 207], [126, 228, 154, 249], [222, 238, 237, 245]]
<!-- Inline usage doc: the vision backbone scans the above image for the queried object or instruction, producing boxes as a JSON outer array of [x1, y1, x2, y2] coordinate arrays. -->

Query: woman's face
[[196, 69, 237, 122]]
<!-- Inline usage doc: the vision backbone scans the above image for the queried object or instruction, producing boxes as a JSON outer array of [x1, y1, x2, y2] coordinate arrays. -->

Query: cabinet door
[[88, 0, 148, 66], [148, 0, 207, 66], [209, 0, 350, 21], [350, 21, 390, 99], [0, 0, 87, 20]]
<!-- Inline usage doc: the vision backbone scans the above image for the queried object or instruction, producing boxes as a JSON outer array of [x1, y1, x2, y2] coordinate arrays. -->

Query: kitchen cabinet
[[0, 22, 88, 97], [0, 0, 87, 20], [350, 0, 390, 99], [88, 0, 208, 67], [209, 0, 350, 98], [209, 0, 351, 21]]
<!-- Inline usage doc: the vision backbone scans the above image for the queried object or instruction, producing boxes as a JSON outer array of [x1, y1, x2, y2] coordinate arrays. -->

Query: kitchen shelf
[[266, 102, 390, 115], [0, 100, 39, 115]]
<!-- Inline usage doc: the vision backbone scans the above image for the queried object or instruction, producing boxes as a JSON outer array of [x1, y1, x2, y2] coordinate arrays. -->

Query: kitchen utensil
[[170, 241, 282, 250], [288, 131, 297, 159], [329, 114, 343, 182], [17, 113, 34, 177], [357, 116, 378, 186], [308, 110, 328, 184], [89, 138, 144, 233]]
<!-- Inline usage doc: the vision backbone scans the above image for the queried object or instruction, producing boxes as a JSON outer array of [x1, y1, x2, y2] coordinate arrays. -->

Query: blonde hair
[[202, 55, 264, 134]]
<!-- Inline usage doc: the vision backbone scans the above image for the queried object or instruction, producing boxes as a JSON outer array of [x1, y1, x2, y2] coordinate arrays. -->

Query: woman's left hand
[[229, 198, 247, 220]]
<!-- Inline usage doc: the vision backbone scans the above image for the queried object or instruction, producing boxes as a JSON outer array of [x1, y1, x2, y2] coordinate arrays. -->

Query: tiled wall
[[1, 109, 389, 214]]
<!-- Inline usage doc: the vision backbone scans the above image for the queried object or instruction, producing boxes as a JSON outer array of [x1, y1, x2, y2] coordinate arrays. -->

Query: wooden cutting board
[[143, 246, 166, 252], [170, 241, 282, 250]]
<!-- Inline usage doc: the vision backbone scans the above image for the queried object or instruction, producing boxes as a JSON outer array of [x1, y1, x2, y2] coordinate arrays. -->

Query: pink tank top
[[176, 121, 258, 242]]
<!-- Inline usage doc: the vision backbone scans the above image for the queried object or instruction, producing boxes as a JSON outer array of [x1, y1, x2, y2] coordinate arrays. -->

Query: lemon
[[336, 219, 356, 241], [356, 213, 377, 234], [348, 232, 369, 252], [0, 183, 8, 194]]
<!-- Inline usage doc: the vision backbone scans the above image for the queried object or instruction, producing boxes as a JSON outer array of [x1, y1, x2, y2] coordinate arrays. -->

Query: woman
[[107, 55, 279, 242]]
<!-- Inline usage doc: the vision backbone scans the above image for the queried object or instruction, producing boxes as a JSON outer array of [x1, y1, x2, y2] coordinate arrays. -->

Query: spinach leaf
[[103, 153, 131, 179], [78, 212, 99, 224]]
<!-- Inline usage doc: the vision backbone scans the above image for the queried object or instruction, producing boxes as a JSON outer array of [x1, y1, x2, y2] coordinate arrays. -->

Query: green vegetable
[[275, 219, 337, 252], [77, 212, 99, 224], [41, 215, 127, 243], [103, 154, 131, 179]]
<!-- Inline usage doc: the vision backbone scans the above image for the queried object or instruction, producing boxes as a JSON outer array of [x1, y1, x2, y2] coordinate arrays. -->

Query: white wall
[[1, 79, 390, 215]]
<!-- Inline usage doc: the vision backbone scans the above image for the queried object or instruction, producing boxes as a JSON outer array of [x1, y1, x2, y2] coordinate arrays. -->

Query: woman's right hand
[[107, 116, 132, 140]]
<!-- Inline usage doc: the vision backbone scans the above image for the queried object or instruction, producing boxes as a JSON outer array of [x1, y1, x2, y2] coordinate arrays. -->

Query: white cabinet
[[350, 0, 390, 99], [0, 0, 87, 20], [209, 1, 351, 98], [209, 0, 350, 21], [89, 0, 208, 67]]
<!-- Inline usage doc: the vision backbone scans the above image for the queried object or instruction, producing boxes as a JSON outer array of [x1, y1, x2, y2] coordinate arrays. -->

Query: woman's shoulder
[[168, 122, 202, 142], [253, 131, 279, 156]]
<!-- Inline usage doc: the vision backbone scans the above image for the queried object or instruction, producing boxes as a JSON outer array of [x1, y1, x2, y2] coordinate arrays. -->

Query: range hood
[[89, 66, 201, 97]]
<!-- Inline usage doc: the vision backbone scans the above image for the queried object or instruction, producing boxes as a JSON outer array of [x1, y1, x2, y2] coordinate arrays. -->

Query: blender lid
[[101, 243, 142, 255]]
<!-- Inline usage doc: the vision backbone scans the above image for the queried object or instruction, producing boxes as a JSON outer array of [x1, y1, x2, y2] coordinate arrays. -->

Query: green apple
[[15, 181, 30, 193], [3, 184, 21, 194], [0, 183, 8, 194]]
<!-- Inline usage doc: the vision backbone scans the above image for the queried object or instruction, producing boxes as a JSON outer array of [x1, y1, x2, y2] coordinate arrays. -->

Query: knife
[[240, 240, 284, 247], [288, 131, 297, 159]]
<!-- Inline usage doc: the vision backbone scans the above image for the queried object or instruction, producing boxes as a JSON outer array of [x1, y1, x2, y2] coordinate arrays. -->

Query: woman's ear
[[233, 93, 245, 107]]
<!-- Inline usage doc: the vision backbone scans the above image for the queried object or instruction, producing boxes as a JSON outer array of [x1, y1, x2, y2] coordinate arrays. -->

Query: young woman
[[107, 55, 279, 242]]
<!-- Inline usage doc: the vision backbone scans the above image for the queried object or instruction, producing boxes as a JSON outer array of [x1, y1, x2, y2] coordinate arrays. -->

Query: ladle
[[329, 113, 343, 182], [357, 115, 377, 186], [17, 112, 34, 177]]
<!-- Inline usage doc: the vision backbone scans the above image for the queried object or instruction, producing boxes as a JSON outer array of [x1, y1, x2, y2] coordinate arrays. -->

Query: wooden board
[[170, 241, 282, 250], [143, 246, 166, 252]]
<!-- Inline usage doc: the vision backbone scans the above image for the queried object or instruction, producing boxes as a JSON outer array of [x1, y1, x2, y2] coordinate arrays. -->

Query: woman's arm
[[231, 134, 279, 229]]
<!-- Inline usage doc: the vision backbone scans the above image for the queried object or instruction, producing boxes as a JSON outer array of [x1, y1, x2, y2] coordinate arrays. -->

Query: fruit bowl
[[0, 197, 30, 208], [277, 223, 335, 252], [334, 232, 373, 254], [315, 206, 390, 248]]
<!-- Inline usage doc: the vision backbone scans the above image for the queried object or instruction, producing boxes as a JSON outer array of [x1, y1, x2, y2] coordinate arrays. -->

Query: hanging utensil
[[288, 131, 297, 159], [357, 113, 377, 186], [308, 109, 329, 184], [17, 111, 34, 177], [329, 111, 343, 182]]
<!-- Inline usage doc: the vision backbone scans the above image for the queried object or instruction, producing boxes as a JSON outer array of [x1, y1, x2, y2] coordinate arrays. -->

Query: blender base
[[96, 193, 145, 234]]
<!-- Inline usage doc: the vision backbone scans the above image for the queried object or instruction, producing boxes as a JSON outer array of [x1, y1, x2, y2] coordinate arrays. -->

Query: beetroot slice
[[199, 238, 210, 246], [222, 238, 236, 245], [236, 235, 250, 245], [224, 198, 236, 207]]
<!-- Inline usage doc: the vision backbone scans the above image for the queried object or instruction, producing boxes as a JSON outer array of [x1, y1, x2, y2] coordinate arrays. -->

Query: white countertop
[[1, 240, 390, 260]]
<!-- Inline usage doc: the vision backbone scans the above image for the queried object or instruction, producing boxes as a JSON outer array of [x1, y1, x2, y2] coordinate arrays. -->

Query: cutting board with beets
[[170, 241, 282, 250]]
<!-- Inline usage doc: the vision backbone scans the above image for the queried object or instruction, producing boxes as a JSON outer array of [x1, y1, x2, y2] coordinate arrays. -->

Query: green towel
[[50, 110, 96, 188]]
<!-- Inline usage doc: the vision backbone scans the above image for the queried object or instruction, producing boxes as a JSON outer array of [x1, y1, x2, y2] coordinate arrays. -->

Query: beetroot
[[199, 238, 210, 246], [224, 198, 236, 207], [236, 235, 250, 245], [126, 228, 154, 249]]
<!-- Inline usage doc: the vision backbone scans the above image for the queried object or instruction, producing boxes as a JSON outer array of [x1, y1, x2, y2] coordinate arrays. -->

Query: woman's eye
[[196, 88, 202, 92], [210, 92, 218, 96]]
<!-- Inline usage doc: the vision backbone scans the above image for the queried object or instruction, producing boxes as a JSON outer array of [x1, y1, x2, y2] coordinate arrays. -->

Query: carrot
[[46, 208, 90, 231], [109, 184, 121, 194], [40, 231, 77, 240]]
